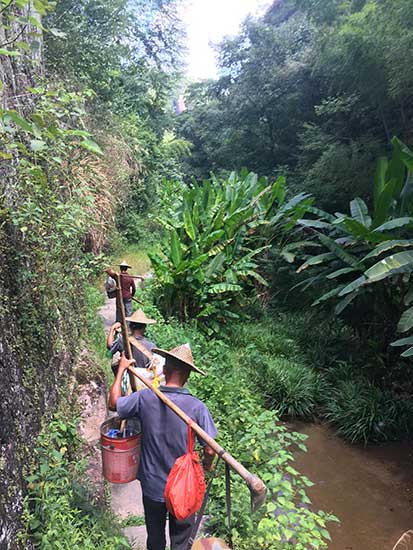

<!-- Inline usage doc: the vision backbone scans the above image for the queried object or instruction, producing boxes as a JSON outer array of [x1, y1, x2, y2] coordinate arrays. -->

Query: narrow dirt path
[[98, 295, 148, 550]]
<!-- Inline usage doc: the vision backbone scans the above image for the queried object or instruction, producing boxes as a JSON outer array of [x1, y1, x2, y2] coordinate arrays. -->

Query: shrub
[[324, 379, 413, 443], [231, 321, 301, 360], [291, 138, 413, 358], [21, 411, 130, 549], [264, 358, 322, 419], [149, 170, 311, 328]]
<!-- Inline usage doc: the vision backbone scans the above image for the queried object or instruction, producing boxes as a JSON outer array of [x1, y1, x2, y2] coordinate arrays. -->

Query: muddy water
[[290, 422, 413, 550]]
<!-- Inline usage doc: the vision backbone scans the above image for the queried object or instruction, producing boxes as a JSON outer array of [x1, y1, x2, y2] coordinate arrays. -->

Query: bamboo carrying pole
[[112, 271, 137, 393], [125, 362, 267, 512], [132, 296, 144, 306]]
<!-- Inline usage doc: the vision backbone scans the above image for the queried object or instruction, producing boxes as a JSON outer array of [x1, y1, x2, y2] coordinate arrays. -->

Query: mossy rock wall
[[0, 218, 84, 548]]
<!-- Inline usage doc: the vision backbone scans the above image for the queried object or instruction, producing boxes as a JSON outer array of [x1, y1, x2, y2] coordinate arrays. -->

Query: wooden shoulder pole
[[125, 363, 267, 512], [113, 270, 137, 392]]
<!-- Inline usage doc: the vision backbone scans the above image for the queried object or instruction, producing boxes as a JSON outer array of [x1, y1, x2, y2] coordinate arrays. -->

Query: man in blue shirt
[[109, 344, 217, 550]]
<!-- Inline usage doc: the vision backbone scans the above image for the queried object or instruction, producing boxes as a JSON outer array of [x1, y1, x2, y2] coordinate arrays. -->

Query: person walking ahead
[[118, 261, 135, 320], [109, 344, 217, 550], [107, 309, 157, 371]]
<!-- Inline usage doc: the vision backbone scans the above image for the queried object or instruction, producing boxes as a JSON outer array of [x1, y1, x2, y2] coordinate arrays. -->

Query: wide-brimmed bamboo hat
[[126, 309, 157, 325], [152, 343, 206, 376], [119, 260, 131, 269]]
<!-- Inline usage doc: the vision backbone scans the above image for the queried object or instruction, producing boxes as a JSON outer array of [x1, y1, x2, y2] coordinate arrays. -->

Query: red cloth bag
[[164, 425, 206, 520]]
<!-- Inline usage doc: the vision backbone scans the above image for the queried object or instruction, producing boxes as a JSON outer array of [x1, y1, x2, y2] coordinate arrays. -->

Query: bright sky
[[180, 0, 269, 81]]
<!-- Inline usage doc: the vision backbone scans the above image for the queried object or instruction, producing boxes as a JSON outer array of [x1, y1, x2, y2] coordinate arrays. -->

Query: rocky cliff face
[[0, 6, 82, 547], [0, 222, 82, 548]]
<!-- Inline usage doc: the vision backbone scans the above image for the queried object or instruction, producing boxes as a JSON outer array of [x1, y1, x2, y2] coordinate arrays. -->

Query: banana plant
[[150, 170, 310, 328], [292, 137, 413, 354]]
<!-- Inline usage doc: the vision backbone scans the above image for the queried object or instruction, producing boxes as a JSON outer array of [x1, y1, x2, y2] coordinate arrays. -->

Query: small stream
[[290, 422, 413, 550]]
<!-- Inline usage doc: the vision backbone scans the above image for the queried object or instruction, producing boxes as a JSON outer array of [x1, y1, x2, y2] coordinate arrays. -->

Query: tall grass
[[324, 379, 413, 443], [230, 314, 413, 442], [111, 244, 151, 276]]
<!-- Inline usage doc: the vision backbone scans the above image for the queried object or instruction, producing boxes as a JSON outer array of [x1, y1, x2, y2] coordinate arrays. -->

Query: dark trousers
[[143, 495, 195, 550], [116, 298, 132, 322]]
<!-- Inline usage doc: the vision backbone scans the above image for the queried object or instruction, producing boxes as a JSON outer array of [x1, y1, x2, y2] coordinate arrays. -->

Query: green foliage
[[0, 0, 54, 62], [177, 0, 413, 212], [149, 170, 311, 328], [323, 379, 413, 443], [43, 0, 188, 227], [291, 138, 413, 357], [121, 515, 146, 528], [262, 358, 322, 419], [21, 411, 130, 549]]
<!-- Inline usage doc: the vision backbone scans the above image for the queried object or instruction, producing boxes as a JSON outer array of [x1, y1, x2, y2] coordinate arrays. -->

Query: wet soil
[[290, 421, 413, 550]]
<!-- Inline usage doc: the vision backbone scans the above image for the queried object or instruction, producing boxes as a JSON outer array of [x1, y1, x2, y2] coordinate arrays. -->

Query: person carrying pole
[[114, 261, 137, 321], [107, 309, 157, 371], [109, 344, 217, 550], [107, 309, 163, 390]]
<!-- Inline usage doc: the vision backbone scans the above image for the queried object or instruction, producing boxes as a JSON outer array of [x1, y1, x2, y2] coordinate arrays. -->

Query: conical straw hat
[[152, 343, 206, 376], [126, 309, 157, 325], [119, 260, 131, 269]]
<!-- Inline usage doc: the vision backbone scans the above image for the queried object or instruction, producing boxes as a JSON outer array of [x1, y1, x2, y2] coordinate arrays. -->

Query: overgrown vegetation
[[0, 0, 186, 544], [152, 135, 413, 443], [292, 138, 413, 358], [3, 0, 413, 546], [150, 170, 310, 328], [177, 0, 413, 211], [20, 409, 129, 549]]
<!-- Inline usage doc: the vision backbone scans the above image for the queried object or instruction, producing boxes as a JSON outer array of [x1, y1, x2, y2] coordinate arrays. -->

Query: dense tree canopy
[[177, 0, 413, 211]]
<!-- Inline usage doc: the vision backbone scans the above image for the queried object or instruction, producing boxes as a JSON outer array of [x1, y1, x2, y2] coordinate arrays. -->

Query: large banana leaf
[[297, 219, 332, 230], [207, 283, 242, 294], [208, 238, 234, 257], [335, 291, 358, 315], [274, 193, 312, 223], [373, 217, 413, 232], [374, 178, 404, 228], [243, 270, 268, 286], [205, 252, 226, 279], [183, 206, 196, 241], [391, 336, 413, 347], [388, 137, 407, 181], [326, 267, 358, 279], [362, 239, 413, 261], [297, 252, 336, 272], [312, 285, 345, 306], [390, 336, 413, 357], [202, 229, 225, 248], [392, 136, 413, 171], [397, 307, 413, 333], [170, 229, 183, 268], [224, 205, 254, 236], [350, 198, 371, 228], [340, 217, 372, 240], [364, 251, 413, 283], [306, 206, 336, 222], [339, 275, 366, 296], [318, 233, 360, 267]]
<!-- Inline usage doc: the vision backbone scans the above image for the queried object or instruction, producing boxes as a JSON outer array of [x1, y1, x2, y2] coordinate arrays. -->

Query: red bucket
[[100, 417, 141, 484]]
